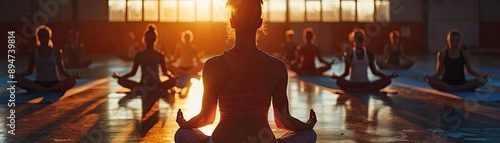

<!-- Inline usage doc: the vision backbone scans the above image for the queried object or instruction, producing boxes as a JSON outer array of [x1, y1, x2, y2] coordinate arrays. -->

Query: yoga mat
[[384, 69, 500, 87], [296, 75, 339, 89], [0, 91, 65, 104], [0, 78, 97, 104], [393, 78, 500, 102], [295, 75, 397, 94]]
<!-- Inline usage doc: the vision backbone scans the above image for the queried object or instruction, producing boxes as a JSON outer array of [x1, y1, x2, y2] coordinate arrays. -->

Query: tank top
[[387, 45, 402, 65], [300, 44, 318, 70], [139, 51, 161, 84], [350, 48, 369, 82], [218, 50, 271, 116], [442, 50, 466, 85], [34, 47, 60, 82]]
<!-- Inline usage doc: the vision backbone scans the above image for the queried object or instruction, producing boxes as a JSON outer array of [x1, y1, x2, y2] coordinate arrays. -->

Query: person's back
[[209, 48, 281, 142], [175, 1, 316, 142]]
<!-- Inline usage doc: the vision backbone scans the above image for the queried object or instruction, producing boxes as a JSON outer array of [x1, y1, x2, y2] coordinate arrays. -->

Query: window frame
[[108, 0, 391, 23]]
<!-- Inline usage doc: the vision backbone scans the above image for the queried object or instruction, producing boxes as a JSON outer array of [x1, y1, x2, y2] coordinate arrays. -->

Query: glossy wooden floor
[[1, 53, 500, 143]]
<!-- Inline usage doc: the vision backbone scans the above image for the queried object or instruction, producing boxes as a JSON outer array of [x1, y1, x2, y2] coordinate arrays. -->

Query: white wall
[[427, 0, 480, 53]]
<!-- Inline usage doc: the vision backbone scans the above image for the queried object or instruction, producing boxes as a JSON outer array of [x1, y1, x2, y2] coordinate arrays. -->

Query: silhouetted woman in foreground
[[175, 0, 317, 142]]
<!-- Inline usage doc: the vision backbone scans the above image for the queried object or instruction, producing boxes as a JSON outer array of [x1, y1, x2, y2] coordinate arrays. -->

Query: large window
[[109, 0, 391, 22], [196, 0, 211, 21], [306, 0, 321, 21], [341, 0, 356, 22], [289, 0, 305, 22], [178, 0, 195, 22], [269, 0, 287, 22], [127, 0, 142, 21], [322, 0, 340, 22], [160, 0, 177, 22], [375, 0, 390, 22], [144, 0, 159, 21], [109, 0, 126, 22], [212, 0, 228, 22], [357, 0, 374, 22]]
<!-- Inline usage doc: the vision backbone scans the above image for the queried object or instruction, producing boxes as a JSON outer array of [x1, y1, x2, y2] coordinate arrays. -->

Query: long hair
[[225, 0, 267, 43], [142, 23, 159, 47], [389, 30, 400, 44], [302, 27, 316, 44], [446, 29, 461, 48], [181, 30, 194, 44], [35, 25, 54, 48]]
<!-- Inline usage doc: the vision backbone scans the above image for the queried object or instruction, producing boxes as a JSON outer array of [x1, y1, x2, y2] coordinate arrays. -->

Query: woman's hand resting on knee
[[306, 109, 317, 129]]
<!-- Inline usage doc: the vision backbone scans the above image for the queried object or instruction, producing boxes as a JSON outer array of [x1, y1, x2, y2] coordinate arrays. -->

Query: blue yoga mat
[[393, 78, 500, 102], [384, 69, 500, 87], [0, 78, 95, 104], [0, 91, 65, 104], [296, 75, 339, 89]]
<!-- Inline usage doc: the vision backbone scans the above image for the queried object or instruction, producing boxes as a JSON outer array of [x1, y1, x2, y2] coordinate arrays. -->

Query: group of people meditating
[[278, 27, 489, 93], [13, 0, 490, 142], [15, 24, 204, 98]]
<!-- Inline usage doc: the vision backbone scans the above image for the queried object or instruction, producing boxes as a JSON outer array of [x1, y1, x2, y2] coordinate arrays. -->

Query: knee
[[335, 78, 347, 85], [67, 77, 77, 87], [382, 77, 392, 85], [174, 128, 190, 142], [304, 129, 317, 142], [164, 79, 177, 88], [117, 77, 127, 86]]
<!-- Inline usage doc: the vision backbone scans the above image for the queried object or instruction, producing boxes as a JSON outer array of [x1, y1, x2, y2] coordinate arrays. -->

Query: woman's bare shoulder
[[261, 51, 287, 72], [204, 54, 227, 71]]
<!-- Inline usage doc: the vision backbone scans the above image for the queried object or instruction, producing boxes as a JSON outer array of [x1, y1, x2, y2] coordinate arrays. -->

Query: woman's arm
[[463, 50, 482, 77], [172, 44, 181, 62], [431, 51, 446, 79], [339, 54, 351, 77], [368, 51, 392, 78], [16, 49, 35, 77], [399, 45, 413, 60], [159, 53, 174, 78], [121, 53, 141, 78], [381, 45, 389, 60], [194, 45, 203, 64], [177, 59, 218, 128], [316, 46, 334, 64], [56, 48, 78, 78], [273, 63, 316, 131]]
